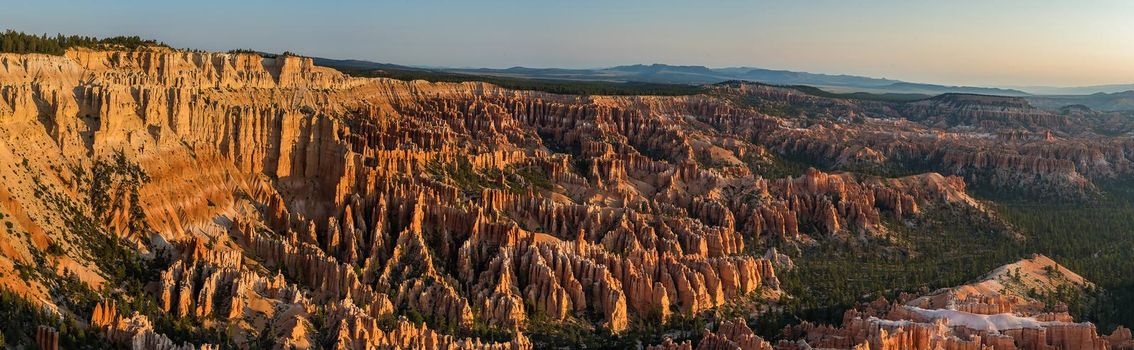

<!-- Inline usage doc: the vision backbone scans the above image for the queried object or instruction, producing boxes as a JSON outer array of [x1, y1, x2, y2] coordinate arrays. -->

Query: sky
[[3, 0, 1133, 87]]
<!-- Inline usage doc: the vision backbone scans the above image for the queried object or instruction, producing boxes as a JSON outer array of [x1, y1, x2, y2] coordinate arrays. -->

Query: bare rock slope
[[0, 47, 1128, 349]]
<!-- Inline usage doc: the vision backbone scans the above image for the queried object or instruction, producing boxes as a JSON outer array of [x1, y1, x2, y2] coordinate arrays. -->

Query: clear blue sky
[[4, 0, 1133, 87]]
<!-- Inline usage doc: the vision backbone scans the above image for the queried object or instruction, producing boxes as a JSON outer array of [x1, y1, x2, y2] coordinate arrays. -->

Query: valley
[[0, 41, 1132, 350]]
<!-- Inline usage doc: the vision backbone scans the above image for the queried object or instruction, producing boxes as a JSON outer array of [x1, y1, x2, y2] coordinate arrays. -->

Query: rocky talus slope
[[0, 48, 1128, 349]]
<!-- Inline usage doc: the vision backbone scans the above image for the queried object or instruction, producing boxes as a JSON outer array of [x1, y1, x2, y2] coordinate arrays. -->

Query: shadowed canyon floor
[[1, 47, 1134, 349]]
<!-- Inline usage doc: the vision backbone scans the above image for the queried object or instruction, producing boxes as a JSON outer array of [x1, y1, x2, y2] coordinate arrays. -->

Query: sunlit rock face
[[1, 48, 793, 349], [2, 47, 1131, 350]]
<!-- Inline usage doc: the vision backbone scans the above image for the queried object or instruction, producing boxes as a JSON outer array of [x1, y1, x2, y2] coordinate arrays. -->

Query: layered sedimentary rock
[[0, 46, 977, 345], [1, 45, 1130, 349], [709, 82, 1134, 198]]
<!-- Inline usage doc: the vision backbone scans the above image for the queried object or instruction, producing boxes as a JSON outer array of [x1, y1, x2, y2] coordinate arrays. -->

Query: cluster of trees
[[0, 30, 166, 55], [992, 179, 1134, 333], [761, 177, 1134, 339], [236, 50, 305, 58], [0, 288, 105, 349], [769, 206, 1019, 330]]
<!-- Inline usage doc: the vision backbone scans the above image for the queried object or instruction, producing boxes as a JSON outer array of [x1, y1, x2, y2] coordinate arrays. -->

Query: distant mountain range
[[313, 57, 1134, 110], [447, 64, 1034, 97], [311, 57, 1029, 96], [1025, 90, 1134, 112], [1011, 84, 1134, 95]]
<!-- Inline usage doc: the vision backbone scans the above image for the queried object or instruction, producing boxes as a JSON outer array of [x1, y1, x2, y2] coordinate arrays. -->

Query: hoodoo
[[1, 25, 1132, 349]]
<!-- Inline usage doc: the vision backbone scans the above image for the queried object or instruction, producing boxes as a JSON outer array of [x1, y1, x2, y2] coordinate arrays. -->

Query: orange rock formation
[[0, 46, 1129, 349]]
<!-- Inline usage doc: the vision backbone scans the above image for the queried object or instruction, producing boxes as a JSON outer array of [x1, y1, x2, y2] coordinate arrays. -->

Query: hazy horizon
[[4, 0, 1133, 88]]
